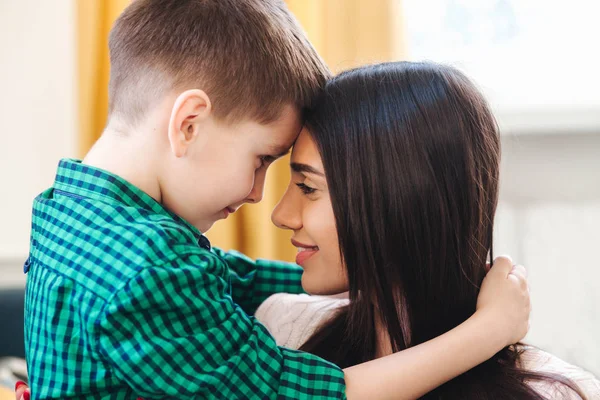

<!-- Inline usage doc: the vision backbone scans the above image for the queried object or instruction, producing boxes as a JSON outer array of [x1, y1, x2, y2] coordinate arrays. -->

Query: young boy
[[23, 0, 530, 399]]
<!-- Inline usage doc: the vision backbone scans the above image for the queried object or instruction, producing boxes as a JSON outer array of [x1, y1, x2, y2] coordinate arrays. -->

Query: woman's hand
[[476, 255, 531, 347]]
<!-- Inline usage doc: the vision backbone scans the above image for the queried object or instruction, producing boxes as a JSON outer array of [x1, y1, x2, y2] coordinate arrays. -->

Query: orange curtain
[[285, 0, 405, 72], [76, 0, 130, 157]]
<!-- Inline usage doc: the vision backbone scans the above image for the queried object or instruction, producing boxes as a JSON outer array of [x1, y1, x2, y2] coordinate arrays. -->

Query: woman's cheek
[[313, 197, 345, 285]]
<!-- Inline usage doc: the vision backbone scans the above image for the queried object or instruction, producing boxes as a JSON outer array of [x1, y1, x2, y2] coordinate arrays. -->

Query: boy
[[24, 0, 530, 399]]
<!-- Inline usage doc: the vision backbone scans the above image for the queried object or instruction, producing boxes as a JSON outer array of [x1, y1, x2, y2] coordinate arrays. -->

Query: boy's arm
[[95, 253, 528, 399], [344, 257, 530, 400], [95, 250, 343, 399], [345, 310, 507, 399], [212, 247, 304, 314]]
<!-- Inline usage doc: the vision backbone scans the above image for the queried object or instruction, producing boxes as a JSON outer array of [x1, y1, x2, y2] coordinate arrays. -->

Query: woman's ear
[[167, 89, 212, 157]]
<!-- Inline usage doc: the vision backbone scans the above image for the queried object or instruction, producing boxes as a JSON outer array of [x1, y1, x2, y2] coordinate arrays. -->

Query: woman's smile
[[291, 239, 319, 266]]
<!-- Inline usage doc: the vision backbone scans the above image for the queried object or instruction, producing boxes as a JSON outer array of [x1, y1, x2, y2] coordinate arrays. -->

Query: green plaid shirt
[[24, 159, 346, 399]]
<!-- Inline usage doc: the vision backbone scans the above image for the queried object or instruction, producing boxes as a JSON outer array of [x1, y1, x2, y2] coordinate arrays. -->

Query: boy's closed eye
[[258, 147, 291, 169], [258, 155, 278, 169]]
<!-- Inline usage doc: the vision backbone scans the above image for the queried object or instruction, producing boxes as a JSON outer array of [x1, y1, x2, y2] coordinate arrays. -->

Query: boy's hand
[[476, 255, 531, 347], [14, 381, 29, 400], [14, 383, 144, 400]]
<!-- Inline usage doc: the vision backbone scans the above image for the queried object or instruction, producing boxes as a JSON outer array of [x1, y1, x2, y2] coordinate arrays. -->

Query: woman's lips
[[295, 247, 319, 266], [291, 239, 319, 266]]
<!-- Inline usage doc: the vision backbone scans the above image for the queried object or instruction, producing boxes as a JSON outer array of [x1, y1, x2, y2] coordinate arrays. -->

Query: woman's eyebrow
[[290, 162, 325, 177]]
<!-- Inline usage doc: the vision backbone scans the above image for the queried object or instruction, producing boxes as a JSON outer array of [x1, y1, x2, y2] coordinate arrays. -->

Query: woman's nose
[[271, 187, 301, 231]]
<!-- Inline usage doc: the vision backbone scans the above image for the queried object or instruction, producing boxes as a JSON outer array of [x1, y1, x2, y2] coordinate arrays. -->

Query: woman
[[260, 61, 599, 399]]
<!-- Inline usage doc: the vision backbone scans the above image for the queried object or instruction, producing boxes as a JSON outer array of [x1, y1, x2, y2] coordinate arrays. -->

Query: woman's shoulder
[[255, 293, 348, 349], [521, 347, 600, 399]]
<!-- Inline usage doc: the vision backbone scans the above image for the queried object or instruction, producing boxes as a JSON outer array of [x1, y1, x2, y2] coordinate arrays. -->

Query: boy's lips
[[222, 207, 236, 218], [291, 239, 319, 266]]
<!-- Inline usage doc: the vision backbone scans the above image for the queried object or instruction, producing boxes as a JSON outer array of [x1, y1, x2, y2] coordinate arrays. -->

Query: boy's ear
[[168, 89, 212, 158]]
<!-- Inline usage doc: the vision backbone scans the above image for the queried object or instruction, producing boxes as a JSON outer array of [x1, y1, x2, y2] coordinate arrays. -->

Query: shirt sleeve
[[212, 247, 305, 315], [94, 250, 345, 399]]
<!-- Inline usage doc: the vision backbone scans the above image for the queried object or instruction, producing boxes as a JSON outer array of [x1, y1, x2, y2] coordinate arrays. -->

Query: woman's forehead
[[291, 128, 320, 163]]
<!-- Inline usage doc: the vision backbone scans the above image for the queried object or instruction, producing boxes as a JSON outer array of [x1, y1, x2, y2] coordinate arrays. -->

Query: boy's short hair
[[108, 0, 331, 125]]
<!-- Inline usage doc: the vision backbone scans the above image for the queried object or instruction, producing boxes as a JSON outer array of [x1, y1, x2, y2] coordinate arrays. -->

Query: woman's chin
[[301, 273, 349, 296]]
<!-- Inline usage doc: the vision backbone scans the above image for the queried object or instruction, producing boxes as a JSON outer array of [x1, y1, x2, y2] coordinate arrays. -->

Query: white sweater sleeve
[[521, 347, 600, 399], [255, 293, 348, 349]]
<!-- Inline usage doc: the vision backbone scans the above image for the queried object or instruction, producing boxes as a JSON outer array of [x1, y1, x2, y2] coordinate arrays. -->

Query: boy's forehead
[[253, 104, 302, 154]]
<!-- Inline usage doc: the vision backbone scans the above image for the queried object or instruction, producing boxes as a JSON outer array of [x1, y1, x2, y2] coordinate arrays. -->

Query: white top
[[256, 293, 600, 399]]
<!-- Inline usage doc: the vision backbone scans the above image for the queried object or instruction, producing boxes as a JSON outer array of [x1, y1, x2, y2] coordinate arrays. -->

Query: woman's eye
[[295, 182, 316, 195]]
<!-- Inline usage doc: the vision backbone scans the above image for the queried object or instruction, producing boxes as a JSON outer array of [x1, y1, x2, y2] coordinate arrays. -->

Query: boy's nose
[[245, 173, 266, 204], [245, 186, 264, 204]]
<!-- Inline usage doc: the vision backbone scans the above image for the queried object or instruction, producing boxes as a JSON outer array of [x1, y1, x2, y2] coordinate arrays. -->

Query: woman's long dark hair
[[300, 62, 585, 399]]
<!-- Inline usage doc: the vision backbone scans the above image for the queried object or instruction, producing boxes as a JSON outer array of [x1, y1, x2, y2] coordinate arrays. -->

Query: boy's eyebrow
[[290, 162, 325, 177]]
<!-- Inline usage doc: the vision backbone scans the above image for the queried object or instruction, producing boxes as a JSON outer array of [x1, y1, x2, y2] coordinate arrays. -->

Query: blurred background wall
[[0, 0, 77, 265], [0, 0, 598, 376]]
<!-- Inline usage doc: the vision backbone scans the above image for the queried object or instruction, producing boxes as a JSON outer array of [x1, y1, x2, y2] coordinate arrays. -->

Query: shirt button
[[23, 257, 31, 274]]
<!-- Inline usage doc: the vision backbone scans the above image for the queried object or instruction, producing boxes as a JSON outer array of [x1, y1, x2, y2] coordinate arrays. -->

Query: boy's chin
[[198, 221, 216, 233], [191, 218, 217, 234], [193, 211, 231, 234]]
